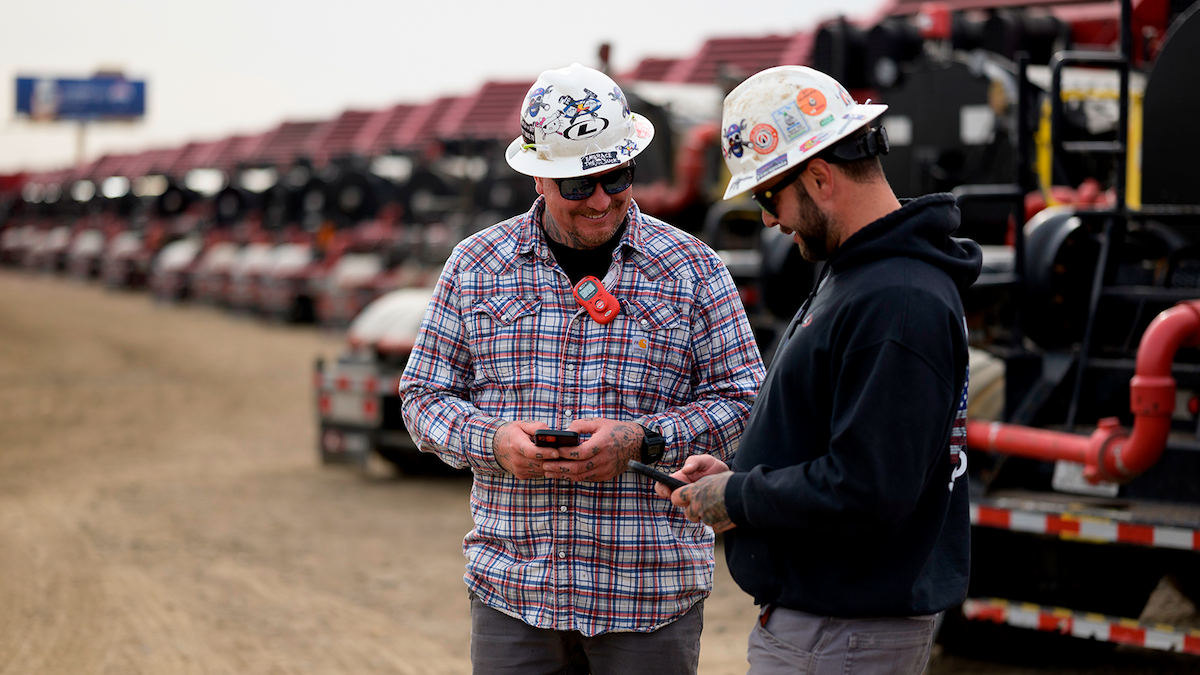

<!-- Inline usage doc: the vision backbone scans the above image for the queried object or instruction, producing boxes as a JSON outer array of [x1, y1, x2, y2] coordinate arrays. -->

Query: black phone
[[534, 429, 580, 447], [628, 460, 688, 491]]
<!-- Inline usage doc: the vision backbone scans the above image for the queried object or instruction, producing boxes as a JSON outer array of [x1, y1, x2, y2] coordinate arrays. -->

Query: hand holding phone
[[534, 429, 580, 448], [628, 459, 688, 491]]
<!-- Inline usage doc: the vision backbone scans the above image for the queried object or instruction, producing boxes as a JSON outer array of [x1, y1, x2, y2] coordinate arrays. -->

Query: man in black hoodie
[[656, 66, 982, 674]]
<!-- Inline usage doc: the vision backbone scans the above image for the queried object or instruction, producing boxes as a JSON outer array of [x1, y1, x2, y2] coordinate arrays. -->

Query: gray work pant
[[469, 594, 703, 675], [747, 605, 936, 675]]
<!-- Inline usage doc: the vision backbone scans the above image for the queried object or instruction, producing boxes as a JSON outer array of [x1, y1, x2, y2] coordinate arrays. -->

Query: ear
[[533, 176, 546, 196], [802, 159, 836, 204]]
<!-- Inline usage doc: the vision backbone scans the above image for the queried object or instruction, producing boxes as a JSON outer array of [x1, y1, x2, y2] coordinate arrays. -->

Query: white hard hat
[[720, 65, 888, 200], [506, 63, 655, 179]]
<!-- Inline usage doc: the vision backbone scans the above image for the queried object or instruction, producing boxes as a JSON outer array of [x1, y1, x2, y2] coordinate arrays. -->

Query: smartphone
[[627, 460, 688, 491], [534, 429, 580, 448]]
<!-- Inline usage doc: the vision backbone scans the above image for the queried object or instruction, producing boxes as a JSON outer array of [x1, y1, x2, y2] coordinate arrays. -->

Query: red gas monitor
[[573, 276, 620, 324]]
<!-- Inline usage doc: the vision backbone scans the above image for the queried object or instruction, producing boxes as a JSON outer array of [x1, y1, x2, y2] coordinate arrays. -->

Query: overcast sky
[[1, 0, 886, 173]]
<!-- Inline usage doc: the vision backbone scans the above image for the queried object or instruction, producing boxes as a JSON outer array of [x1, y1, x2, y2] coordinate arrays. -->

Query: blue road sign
[[16, 76, 146, 121]]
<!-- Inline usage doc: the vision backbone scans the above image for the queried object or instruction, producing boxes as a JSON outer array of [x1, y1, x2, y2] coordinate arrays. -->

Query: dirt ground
[[1, 269, 1196, 675]]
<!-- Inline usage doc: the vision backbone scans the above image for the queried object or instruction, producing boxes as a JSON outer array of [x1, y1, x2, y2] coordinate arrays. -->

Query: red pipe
[[966, 300, 1200, 483]]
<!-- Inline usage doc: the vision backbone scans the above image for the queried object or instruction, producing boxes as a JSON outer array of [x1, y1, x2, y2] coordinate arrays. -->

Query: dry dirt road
[[1, 269, 1195, 675]]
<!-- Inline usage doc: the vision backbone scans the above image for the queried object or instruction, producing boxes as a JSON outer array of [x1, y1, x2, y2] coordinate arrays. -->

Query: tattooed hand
[[671, 471, 736, 533], [541, 418, 642, 482], [492, 421, 559, 480], [653, 454, 730, 500]]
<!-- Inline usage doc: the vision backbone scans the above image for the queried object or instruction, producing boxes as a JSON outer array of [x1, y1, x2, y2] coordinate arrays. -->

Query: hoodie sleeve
[[724, 284, 961, 537]]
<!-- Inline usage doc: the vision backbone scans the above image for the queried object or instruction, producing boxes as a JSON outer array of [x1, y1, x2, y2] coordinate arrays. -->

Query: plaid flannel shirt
[[399, 198, 764, 636]]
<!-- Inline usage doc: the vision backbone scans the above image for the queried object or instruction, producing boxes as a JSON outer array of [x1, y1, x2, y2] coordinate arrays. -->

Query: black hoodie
[[723, 193, 982, 617]]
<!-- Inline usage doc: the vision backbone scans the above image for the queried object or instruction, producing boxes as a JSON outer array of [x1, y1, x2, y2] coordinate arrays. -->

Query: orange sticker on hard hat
[[750, 124, 779, 154], [796, 88, 827, 116]]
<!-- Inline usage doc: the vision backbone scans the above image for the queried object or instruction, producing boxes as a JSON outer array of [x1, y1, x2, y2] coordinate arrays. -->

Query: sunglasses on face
[[751, 164, 805, 218], [554, 160, 636, 201]]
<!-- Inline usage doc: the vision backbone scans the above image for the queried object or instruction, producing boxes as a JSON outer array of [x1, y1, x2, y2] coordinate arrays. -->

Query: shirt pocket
[[465, 295, 543, 387], [602, 298, 691, 411]]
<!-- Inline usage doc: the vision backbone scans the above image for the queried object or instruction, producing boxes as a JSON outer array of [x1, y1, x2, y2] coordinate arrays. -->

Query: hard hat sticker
[[526, 86, 553, 118], [819, 114, 835, 127], [634, 117, 652, 139], [838, 113, 866, 135], [521, 118, 538, 144], [533, 113, 568, 139], [771, 102, 811, 143], [724, 119, 751, 159], [563, 117, 610, 141], [559, 88, 603, 123], [755, 154, 788, 181], [581, 151, 620, 170], [799, 132, 832, 153], [750, 124, 779, 154], [835, 84, 855, 106], [796, 88, 827, 116], [608, 87, 630, 117], [616, 139, 638, 156]]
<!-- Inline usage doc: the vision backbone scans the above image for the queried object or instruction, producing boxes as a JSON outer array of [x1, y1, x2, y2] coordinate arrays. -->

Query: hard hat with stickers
[[506, 63, 655, 179], [720, 65, 889, 200]]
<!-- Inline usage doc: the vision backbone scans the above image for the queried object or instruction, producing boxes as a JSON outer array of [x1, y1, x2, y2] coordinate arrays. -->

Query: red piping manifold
[[966, 300, 1200, 483]]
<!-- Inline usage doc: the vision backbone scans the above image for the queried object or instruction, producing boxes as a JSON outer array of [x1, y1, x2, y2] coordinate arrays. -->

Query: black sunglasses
[[751, 163, 806, 217], [554, 160, 636, 201]]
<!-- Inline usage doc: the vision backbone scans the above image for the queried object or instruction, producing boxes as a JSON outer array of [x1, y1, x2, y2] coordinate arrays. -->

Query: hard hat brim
[[505, 114, 655, 179], [722, 103, 888, 201]]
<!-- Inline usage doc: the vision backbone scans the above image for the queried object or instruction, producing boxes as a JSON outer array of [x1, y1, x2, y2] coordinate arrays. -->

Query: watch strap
[[638, 424, 666, 464]]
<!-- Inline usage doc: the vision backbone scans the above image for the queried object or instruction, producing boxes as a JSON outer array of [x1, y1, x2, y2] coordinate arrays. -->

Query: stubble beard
[[790, 183, 835, 262], [543, 204, 625, 250]]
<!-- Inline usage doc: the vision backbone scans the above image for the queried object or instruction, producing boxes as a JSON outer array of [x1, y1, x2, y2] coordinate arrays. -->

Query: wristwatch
[[638, 424, 666, 464]]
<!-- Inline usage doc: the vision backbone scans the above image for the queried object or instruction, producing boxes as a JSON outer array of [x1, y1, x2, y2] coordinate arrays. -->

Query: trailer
[[313, 286, 453, 474]]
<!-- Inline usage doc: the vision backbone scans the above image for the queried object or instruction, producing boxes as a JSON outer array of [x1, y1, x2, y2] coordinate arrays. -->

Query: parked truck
[[313, 286, 448, 473]]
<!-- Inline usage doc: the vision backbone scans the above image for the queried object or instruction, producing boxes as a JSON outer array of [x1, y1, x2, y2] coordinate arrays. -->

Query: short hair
[[833, 156, 884, 184]]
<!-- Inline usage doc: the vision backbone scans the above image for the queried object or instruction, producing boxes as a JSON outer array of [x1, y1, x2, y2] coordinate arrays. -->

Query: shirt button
[[559, 506, 567, 513], [557, 551, 566, 559], [566, 363, 575, 371], [640, 319, 649, 327]]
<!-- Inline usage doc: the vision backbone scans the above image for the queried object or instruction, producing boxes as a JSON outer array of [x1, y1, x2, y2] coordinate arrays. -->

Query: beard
[[790, 182, 834, 262]]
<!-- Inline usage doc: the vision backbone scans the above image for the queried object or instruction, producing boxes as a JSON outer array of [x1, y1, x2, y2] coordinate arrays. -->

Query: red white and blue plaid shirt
[[399, 198, 764, 636]]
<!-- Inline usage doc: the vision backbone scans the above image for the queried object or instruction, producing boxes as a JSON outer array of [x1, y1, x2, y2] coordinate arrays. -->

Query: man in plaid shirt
[[399, 64, 764, 674]]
